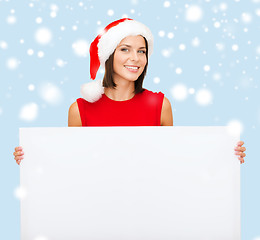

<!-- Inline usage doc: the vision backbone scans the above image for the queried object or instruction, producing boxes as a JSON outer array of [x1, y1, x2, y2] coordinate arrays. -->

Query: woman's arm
[[160, 97, 173, 126], [68, 102, 82, 127]]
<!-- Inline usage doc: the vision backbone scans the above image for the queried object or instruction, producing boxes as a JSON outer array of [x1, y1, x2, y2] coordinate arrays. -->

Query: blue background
[[0, 0, 259, 239]]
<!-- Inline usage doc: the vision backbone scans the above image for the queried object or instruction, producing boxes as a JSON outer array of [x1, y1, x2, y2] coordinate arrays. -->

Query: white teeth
[[125, 66, 138, 70]]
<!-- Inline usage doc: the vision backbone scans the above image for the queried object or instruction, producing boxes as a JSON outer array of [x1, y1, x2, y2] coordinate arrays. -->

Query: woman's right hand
[[13, 146, 24, 165]]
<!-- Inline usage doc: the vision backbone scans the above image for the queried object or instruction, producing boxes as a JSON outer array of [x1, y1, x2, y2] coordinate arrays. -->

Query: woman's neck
[[104, 79, 135, 101]]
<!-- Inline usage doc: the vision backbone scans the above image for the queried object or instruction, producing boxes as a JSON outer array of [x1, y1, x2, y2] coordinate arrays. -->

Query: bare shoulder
[[68, 101, 82, 127], [160, 96, 173, 126], [162, 96, 171, 110]]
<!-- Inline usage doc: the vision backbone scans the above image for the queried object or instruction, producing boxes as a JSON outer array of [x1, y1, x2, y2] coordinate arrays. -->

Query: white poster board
[[20, 126, 240, 240]]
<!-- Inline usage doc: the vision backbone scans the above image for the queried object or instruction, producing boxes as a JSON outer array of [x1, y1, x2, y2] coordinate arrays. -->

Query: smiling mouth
[[124, 65, 140, 71]]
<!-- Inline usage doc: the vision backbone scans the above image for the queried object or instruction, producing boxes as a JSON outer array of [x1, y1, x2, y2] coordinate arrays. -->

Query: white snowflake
[[6, 57, 20, 70], [50, 4, 59, 12], [170, 84, 188, 101], [158, 30, 165, 37], [167, 32, 174, 39], [153, 77, 160, 84], [6, 15, 16, 24], [214, 21, 221, 28], [50, 11, 57, 18], [191, 37, 200, 47], [179, 44, 186, 51], [14, 186, 27, 200], [175, 67, 182, 74], [72, 39, 89, 57], [227, 120, 244, 136], [241, 12, 252, 23], [232, 44, 239, 51], [35, 27, 52, 45], [188, 88, 195, 94], [195, 89, 213, 106], [107, 9, 114, 16], [203, 65, 211, 72], [35, 17, 43, 24], [216, 43, 225, 51], [27, 49, 34, 56], [161, 49, 172, 58], [185, 5, 203, 22], [0, 40, 8, 49], [219, 3, 228, 11], [39, 83, 63, 105], [56, 58, 67, 67], [164, 1, 171, 8], [37, 51, 44, 58], [28, 84, 35, 91], [19, 103, 38, 121]]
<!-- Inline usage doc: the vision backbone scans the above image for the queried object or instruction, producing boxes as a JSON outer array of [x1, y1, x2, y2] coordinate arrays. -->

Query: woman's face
[[112, 35, 147, 83]]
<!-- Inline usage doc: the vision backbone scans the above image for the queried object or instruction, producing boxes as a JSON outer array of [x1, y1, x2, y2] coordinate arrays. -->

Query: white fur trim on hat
[[98, 19, 154, 67], [80, 79, 104, 103]]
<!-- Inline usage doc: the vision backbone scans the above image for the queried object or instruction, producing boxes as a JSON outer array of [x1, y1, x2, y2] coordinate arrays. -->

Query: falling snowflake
[[241, 12, 252, 23], [227, 120, 244, 136], [14, 186, 27, 200], [35, 17, 43, 24], [170, 84, 188, 101], [164, 1, 171, 8], [56, 58, 67, 67], [0, 41, 8, 49], [6, 15, 16, 24], [185, 5, 203, 22], [35, 28, 52, 45], [19, 103, 38, 121], [39, 83, 63, 105], [191, 37, 200, 47], [175, 67, 182, 74], [6, 58, 20, 70], [158, 30, 165, 37], [72, 39, 89, 57], [153, 77, 160, 84], [203, 65, 211, 72], [107, 9, 114, 16], [195, 89, 213, 106]]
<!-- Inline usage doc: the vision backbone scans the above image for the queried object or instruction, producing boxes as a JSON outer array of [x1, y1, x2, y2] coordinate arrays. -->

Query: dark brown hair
[[102, 36, 148, 95]]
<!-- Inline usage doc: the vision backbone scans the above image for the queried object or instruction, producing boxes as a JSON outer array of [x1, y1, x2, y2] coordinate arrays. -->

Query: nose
[[130, 51, 139, 61]]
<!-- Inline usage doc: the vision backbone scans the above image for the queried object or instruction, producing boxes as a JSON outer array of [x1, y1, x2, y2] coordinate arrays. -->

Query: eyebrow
[[119, 44, 146, 49]]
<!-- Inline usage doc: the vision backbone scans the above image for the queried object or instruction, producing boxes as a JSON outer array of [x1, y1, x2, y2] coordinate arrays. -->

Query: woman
[[13, 18, 246, 164]]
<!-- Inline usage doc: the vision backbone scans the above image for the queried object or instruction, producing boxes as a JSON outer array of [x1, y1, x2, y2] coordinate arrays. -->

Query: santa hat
[[81, 18, 154, 103]]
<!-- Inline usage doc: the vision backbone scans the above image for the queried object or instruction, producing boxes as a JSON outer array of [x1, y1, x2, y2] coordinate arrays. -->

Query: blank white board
[[20, 126, 240, 240]]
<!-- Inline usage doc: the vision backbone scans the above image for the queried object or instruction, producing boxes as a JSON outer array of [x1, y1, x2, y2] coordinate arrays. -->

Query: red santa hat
[[81, 18, 154, 102]]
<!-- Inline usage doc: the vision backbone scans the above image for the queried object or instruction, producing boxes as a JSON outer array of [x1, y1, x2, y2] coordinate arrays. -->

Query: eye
[[138, 50, 146, 54], [121, 48, 129, 52]]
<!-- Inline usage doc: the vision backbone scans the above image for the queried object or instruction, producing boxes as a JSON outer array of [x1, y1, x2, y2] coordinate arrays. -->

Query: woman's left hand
[[234, 141, 246, 164]]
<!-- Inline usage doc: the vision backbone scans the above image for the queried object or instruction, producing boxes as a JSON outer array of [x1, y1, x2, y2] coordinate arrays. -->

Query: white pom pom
[[80, 79, 104, 103]]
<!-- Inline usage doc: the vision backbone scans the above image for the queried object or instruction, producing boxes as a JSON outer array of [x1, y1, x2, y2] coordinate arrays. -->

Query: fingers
[[13, 146, 24, 165], [236, 141, 244, 147], [234, 146, 246, 152], [234, 141, 246, 164], [13, 150, 24, 157], [15, 146, 23, 151], [239, 156, 244, 164], [235, 151, 246, 164], [15, 157, 23, 165], [235, 151, 246, 158]]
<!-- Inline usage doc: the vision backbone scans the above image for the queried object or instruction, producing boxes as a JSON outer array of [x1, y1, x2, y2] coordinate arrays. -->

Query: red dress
[[76, 89, 164, 126]]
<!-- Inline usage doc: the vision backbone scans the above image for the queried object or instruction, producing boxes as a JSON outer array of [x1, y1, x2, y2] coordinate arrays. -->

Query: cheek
[[142, 57, 147, 67]]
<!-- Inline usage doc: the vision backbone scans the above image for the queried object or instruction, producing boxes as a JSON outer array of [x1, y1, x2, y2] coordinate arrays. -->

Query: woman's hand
[[234, 141, 246, 164], [13, 146, 24, 165]]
